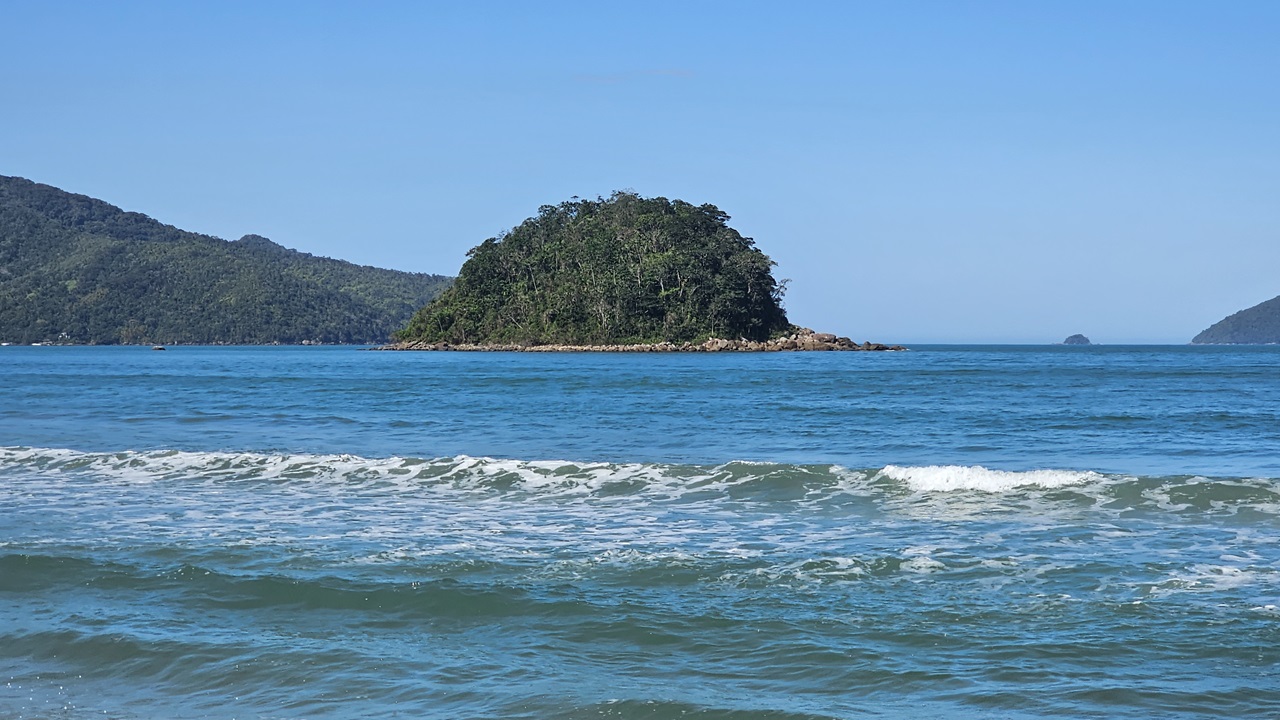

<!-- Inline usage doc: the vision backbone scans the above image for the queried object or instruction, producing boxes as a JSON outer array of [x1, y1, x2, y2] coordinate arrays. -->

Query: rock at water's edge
[[379, 327, 906, 353]]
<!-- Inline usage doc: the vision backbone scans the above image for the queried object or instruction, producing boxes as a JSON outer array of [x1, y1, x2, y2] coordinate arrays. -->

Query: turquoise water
[[2, 345, 1279, 718]]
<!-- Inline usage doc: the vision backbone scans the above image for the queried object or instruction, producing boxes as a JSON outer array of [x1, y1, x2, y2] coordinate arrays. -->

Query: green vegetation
[[1192, 295, 1280, 344], [0, 176, 450, 344], [399, 192, 790, 345]]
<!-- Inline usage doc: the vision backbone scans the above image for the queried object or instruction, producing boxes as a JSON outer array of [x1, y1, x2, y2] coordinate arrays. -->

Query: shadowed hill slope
[[0, 176, 450, 344], [1193, 295, 1280, 344]]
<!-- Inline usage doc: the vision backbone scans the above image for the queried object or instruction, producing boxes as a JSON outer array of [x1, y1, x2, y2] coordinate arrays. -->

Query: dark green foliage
[[0, 176, 451, 344], [399, 192, 790, 345], [1192, 295, 1280, 344]]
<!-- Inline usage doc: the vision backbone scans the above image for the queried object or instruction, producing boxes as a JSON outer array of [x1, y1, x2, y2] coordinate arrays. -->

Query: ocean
[[1, 345, 1278, 719]]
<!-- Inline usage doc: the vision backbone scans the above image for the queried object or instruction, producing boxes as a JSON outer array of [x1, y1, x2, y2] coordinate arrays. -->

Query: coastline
[[379, 328, 906, 352]]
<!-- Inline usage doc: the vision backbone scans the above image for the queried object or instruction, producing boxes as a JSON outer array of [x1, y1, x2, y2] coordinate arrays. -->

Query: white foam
[[900, 556, 947, 574], [1150, 564, 1258, 597], [0, 447, 667, 497], [879, 464, 1101, 492]]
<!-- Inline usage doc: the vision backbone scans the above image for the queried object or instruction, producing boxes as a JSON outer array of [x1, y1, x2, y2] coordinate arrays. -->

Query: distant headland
[[1192, 295, 1280, 344], [0, 176, 451, 345], [391, 191, 902, 352]]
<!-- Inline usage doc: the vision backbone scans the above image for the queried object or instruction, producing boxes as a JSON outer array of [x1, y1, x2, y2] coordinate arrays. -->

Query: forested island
[[0, 176, 451, 345], [391, 191, 900, 351], [1193, 295, 1280, 344]]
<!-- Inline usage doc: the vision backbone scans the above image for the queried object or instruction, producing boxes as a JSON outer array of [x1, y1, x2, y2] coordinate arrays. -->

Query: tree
[[398, 192, 790, 345]]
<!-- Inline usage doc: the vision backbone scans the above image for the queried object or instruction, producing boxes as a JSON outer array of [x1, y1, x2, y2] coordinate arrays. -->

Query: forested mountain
[[0, 176, 450, 344], [1192, 295, 1280, 344], [399, 191, 790, 345]]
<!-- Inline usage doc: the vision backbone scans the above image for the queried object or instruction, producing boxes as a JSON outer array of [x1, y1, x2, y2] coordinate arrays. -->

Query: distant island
[[1192, 295, 1280, 344], [1062, 334, 1091, 345], [0, 176, 451, 345], [390, 191, 900, 352]]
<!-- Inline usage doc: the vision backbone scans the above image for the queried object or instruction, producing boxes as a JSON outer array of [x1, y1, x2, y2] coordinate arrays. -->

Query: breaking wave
[[3, 446, 1280, 518], [878, 464, 1102, 491]]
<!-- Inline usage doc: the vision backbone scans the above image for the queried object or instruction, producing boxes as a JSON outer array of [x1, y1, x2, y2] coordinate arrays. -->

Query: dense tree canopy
[[1193, 295, 1280, 344], [399, 192, 791, 345], [0, 176, 451, 344]]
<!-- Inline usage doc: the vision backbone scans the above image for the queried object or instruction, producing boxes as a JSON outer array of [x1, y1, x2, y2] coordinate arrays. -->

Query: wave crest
[[879, 464, 1103, 492], [3, 447, 1279, 518]]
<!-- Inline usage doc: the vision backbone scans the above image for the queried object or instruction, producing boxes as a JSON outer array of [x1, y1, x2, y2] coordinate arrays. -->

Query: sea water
[[1, 345, 1278, 719]]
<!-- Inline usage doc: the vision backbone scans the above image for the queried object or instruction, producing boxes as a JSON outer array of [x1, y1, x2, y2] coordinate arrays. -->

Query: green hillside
[[0, 176, 450, 344], [1192, 295, 1280, 344], [398, 192, 791, 345]]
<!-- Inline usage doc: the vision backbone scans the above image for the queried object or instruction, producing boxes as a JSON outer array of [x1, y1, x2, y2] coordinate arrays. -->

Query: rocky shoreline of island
[[379, 327, 906, 352]]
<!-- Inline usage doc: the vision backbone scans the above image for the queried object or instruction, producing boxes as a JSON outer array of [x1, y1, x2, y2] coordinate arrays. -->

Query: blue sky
[[3, 1, 1277, 342]]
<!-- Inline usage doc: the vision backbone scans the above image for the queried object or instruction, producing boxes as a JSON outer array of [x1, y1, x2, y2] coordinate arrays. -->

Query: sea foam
[[879, 464, 1102, 492]]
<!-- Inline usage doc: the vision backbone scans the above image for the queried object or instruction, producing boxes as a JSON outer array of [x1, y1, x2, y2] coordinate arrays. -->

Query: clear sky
[[3, 1, 1277, 343]]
